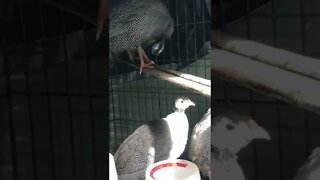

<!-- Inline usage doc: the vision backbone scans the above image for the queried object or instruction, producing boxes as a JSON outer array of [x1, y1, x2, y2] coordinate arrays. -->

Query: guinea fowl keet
[[114, 97, 195, 180]]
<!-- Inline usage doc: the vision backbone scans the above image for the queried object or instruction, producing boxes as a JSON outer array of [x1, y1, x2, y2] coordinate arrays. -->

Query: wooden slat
[[212, 31, 320, 81], [116, 57, 211, 97], [212, 49, 320, 114], [144, 67, 211, 97], [156, 67, 211, 87]]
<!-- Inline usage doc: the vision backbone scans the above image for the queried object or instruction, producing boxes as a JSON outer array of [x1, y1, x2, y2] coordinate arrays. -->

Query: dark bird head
[[150, 15, 174, 56], [174, 97, 195, 112], [212, 112, 271, 155]]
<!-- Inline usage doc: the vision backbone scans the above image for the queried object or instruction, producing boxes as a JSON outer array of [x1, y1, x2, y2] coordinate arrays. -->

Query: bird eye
[[180, 100, 184, 103], [226, 124, 235, 130]]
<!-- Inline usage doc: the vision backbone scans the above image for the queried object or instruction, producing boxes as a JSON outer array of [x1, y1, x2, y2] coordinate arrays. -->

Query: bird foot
[[139, 60, 155, 74]]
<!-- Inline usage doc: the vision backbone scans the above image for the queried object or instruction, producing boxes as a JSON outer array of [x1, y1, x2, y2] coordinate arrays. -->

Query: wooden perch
[[212, 49, 320, 114], [144, 67, 211, 97], [115, 58, 211, 97], [212, 31, 320, 81], [155, 66, 211, 87]]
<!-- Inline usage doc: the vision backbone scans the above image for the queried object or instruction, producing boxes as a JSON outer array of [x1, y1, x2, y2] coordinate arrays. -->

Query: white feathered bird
[[114, 97, 195, 180]]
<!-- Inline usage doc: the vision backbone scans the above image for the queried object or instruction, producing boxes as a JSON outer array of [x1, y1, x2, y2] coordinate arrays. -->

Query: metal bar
[[271, 0, 277, 47], [245, 0, 251, 40], [175, 0, 182, 64], [219, 0, 225, 30], [37, 0, 56, 179], [271, 2, 282, 179], [18, 0, 37, 179], [304, 111, 310, 158], [245, 1, 258, 178], [60, 9, 76, 180], [2, 27, 18, 180], [277, 103, 284, 180], [300, 0, 306, 55], [83, 22, 97, 180]]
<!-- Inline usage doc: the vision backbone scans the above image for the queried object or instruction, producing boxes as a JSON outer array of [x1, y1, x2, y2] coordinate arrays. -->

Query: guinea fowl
[[114, 97, 195, 180], [188, 108, 211, 179], [292, 147, 320, 180], [109, 0, 174, 74], [212, 111, 271, 180]]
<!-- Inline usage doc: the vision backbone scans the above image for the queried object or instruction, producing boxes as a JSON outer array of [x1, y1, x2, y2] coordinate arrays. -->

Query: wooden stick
[[115, 58, 211, 97], [155, 66, 211, 87], [212, 31, 320, 81], [144, 68, 211, 97], [212, 49, 320, 114]]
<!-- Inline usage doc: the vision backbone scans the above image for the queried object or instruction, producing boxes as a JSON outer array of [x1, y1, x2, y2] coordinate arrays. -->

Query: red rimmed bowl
[[145, 159, 201, 180]]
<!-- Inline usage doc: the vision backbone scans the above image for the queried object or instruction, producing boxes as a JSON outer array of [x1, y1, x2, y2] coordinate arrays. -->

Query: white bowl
[[145, 159, 201, 180]]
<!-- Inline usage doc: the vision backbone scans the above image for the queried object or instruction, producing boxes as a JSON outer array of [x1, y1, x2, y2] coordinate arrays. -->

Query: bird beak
[[249, 120, 271, 140], [251, 127, 271, 140], [188, 100, 196, 107]]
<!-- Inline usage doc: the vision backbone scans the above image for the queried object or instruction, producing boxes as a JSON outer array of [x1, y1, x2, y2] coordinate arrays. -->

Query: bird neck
[[212, 145, 235, 160], [164, 110, 189, 132], [173, 107, 184, 113]]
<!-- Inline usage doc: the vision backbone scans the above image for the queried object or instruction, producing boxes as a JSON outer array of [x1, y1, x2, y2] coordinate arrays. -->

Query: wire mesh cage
[[0, 1, 107, 180], [213, 0, 320, 180], [108, 0, 211, 155]]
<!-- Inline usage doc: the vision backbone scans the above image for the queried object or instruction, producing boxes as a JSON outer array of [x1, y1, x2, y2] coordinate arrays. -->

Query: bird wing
[[189, 108, 211, 157], [114, 124, 154, 175], [109, 0, 165, 39], [188, 108, 211, 177], [109, 0, 147, 39], [293, 147, 320, 180], [109, 10, 138, 38], [114, 119, 173, 177]]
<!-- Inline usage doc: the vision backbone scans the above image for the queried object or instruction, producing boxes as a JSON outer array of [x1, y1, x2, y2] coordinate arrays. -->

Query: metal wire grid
[[214, 0, 320, 180], [0, 1, 107, 180], [108, 0, 211, 153]]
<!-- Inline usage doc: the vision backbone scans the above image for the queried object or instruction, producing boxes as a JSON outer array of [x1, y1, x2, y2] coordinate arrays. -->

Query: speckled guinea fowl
[[188, 108, 211, 179], [109, 0, 174, 73], [113, 97, 195, 180]]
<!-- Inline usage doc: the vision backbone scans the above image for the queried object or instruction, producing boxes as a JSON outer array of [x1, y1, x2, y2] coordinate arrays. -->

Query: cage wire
[[0, 1, 107, 180], [214, 0, 320, 180], [108, 0, 211, 154]]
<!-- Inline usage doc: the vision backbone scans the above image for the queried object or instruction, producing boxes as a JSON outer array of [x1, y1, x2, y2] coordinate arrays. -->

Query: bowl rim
[[146, 159, 199, 179]]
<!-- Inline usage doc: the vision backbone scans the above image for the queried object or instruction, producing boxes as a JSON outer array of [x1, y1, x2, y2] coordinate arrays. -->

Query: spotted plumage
[[109, 0, 174, 73], [188, 108, 211, 179]]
